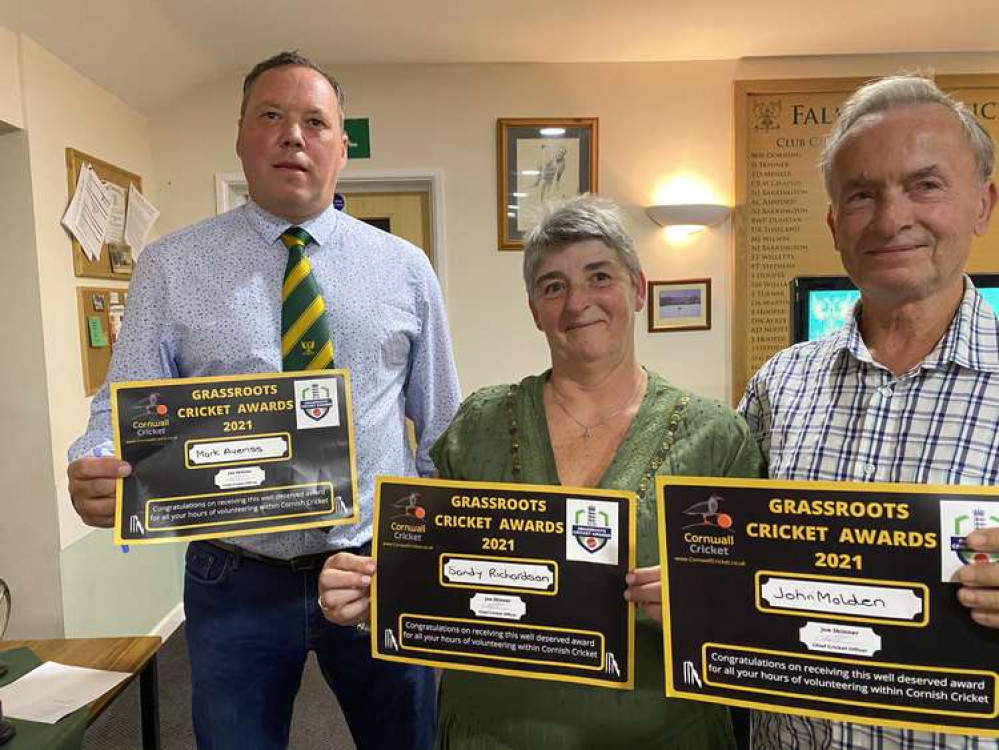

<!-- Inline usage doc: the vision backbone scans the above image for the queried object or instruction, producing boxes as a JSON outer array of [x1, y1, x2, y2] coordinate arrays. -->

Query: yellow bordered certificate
[[111, 370, 359, 545], [656, 476, 999, 738], [371, 476, 636, 689]]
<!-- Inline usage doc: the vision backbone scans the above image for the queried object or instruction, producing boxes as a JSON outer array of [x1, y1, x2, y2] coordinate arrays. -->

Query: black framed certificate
[[657, 476, 999, 738], [371, 477, 636, 688], [111, 371, 359, 545]]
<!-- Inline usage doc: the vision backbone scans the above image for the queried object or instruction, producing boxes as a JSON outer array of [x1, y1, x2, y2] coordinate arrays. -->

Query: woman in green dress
[[319, 196, 764, 749]]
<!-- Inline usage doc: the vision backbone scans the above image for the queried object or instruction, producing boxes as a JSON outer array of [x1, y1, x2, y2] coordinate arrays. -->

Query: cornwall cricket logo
[[299, 383, 334, 421], [572, 504, 612, 554]]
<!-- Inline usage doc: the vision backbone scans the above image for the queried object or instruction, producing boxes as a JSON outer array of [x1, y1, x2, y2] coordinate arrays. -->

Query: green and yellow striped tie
[[280, 227, 334, 371]]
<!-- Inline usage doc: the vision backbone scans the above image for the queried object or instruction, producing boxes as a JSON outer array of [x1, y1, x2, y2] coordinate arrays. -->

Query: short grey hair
[[523, 196, 643, 299], [240, 51, 346, 129], [821, 73, 994, 196]]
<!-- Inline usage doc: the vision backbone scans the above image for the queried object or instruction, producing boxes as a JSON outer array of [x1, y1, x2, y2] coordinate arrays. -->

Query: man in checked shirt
[[740, 74, 999, 749]]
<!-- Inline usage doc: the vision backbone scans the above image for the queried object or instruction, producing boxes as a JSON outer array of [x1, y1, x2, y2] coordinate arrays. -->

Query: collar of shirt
[[830, 275, 999, 376], [242, 198, 342, 250]]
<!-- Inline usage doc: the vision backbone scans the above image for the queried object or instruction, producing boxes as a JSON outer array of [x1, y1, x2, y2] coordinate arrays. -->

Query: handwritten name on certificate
[[111, 371, 359, 545], [371, 477, 636, 688], [656, 476, 999, 738]]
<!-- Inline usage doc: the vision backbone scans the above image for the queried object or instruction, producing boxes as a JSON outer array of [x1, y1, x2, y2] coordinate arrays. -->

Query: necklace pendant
[[583, 427, 591, 439]]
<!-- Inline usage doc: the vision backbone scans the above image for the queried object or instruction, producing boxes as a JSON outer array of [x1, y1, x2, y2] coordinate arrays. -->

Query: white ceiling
[[3, 0, 999, 114]]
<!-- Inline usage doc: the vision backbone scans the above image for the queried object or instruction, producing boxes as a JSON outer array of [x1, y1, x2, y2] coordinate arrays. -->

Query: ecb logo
[[939, 499, 999, 582], [951, 507, 999, 566]]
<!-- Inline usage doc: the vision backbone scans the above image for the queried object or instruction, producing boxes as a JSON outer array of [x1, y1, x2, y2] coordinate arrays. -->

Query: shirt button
[[864, 464, 876, 476], [880, 387, 893, 398]]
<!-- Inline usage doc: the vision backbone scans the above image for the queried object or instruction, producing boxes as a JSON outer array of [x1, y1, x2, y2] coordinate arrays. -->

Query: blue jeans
[[184, 541, 436, 750]]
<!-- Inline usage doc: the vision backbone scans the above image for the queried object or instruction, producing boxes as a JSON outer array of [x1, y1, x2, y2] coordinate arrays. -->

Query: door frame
[[214, 169, 448, 297]]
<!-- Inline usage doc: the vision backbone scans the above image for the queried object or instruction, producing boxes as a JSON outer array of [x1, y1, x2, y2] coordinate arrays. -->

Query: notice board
[[77, 286, 128, 396]]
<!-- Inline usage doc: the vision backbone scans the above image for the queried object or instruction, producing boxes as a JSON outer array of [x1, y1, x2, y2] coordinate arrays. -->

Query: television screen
[[790, 275, 999, 344]]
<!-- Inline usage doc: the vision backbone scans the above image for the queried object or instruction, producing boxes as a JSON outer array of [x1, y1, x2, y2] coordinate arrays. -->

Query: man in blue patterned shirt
[[67, 52, 460, 750], [740, 74, 999, 749]]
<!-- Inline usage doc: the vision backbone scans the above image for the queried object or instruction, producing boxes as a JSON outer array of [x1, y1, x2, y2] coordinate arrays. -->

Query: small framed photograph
[[497, 117, 598, 251], [91, 294, 105, 312], [107, 243, 134, 275], [648, 279, 712, 332]]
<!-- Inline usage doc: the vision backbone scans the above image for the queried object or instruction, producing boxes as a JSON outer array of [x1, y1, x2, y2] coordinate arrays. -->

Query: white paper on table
[[102, 182, 127, 244], [0, 661, 131, 724], [61, 165, 113, 261], [124, 184, 160, 254]]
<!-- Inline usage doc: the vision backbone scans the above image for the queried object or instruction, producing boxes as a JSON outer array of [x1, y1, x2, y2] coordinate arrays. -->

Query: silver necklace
[[548, 372, 646, 439]]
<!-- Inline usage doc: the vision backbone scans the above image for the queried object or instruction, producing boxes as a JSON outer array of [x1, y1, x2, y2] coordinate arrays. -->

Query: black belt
[[207, 540, 332, 571]]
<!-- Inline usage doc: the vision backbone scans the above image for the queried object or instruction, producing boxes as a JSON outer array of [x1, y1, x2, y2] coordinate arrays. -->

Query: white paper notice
[[124, 184, 160, 253], [0, 661, 131, 724], [61, 166, 113, 262], [103, 182, 127, 244]]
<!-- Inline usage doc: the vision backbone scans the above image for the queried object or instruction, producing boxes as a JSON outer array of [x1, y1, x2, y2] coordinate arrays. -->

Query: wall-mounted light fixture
[[644, 203, 731, 230]]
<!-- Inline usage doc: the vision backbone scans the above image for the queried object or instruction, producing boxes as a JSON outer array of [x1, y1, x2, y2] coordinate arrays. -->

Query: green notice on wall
[[345, 118, 371, 159]]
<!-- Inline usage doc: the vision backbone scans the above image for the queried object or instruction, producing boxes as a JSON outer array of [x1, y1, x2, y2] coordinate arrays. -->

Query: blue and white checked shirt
[[739, 278, 999, 750], [69, 200, 462, 559]]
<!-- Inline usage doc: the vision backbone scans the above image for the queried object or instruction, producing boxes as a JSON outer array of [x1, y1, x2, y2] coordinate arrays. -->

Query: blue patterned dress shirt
[[70, 200, 462, 559]]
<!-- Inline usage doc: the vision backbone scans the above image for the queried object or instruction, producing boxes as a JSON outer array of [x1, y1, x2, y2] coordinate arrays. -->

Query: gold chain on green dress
[[505, 383, 690, 502]]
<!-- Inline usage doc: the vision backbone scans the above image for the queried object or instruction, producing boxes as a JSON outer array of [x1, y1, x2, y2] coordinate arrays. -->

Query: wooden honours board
[[733, 75, 999, 402]]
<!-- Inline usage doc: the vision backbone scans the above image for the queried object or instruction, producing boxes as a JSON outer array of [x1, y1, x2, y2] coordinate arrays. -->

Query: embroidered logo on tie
[[301, 340, 316, 356]]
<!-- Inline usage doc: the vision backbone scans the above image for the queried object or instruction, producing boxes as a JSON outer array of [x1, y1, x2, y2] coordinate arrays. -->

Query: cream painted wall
[[8, 33, 184, 638], [0, 26, 24, 130], [151, 61, 739, 400], [19, 36, 153, 550], [0, 128, 64, 638], [150, 53, 999, 405]]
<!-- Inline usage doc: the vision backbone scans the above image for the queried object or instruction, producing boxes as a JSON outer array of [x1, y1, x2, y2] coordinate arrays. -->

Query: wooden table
[[0, 636, 161, 750]]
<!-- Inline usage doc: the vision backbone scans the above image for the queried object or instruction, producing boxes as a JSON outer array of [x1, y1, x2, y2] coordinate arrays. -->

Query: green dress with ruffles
[[430, 370, 766, 750]]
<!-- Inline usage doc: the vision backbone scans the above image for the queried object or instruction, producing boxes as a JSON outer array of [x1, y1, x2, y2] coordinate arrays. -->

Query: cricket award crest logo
[[294, 378, 340, 430], [566, 498, 619, 565]]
